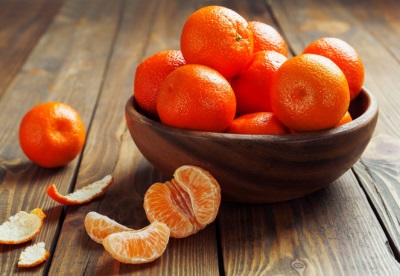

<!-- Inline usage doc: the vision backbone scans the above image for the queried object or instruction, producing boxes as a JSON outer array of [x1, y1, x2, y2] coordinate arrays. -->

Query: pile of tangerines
[[134, 5, 364, 134]]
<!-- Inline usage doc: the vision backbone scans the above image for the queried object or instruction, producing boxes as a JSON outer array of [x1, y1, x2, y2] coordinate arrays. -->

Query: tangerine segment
[[84, 211, 133, 243], [18, 242, 50, 268], [0, 208, 46, 244], [102, 221, 170, 264], [144, 166, 221, 238], [143, 182, 195, 238], [46, 175, 113, 205], [173, 166, 221, 226]]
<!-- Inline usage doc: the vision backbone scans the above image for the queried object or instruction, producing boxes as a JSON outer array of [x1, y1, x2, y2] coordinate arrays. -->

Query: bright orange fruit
[[102, 221, 170, 264], [303, 37, 364, 101], [336, 111, 352, 126], [226, 112, 290, 135], [84, 211, 134, 243], [180, 5, 253, 79], [248, 21, 288, 57], [19, 102, 85, 168], [271, 54, 350, 132], [231, 50, 287, 115], [134, 50, 186, 116], [157, 64, 236, 132], [143, 165, 221, 238]]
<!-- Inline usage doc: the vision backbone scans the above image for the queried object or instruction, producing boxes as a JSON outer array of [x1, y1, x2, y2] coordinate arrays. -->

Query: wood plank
[[219, 172, 400, 275], [215, 0, 400, 274], [0, 0, 123, 274], [0, 0, 64, 97], [270, 0, 400, 257], [49, 0, 220, 274]]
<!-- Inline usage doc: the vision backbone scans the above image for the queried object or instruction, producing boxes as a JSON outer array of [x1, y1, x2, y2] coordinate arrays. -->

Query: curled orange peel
[[46, 175, 113, 205]]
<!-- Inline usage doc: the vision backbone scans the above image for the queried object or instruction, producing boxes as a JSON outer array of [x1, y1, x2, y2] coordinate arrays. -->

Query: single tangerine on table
[[156, 64, 236, 132], [143, 165, 221, 238], [180, 5, 253, 79], [270, 54, 350, 133], [248, 21, 288, 57], [302, 37, 364, 101], [231, 50, 287, 115], [226, 112, 290, 135], [134, 50, 186, 116], [19, 102, 85, 168]]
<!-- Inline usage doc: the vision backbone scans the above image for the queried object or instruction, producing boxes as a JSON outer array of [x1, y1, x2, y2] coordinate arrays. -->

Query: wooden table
[[1, 0, 400, 275]]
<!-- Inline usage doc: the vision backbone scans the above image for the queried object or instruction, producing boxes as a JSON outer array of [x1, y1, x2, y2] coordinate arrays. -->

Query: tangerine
[[231, 50, 287, 115], [157, 64, 236, 132], [134, 50, 186, 116], [270, 54, 350, 132], [248, 21, 288, 57], [226, 112, 290, 135], [180, 5, 253, 79], [19, 102, 85, 168], [143, 165, 221, 238], [336, 111, 352, 126], [102, 221, 170, 264], [302, 37, 364, 101]]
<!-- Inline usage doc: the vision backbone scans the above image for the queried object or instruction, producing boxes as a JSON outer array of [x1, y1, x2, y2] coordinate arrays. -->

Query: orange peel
[[84, 211, 133, 243], [46, 175, 113, 205], [0, 208, 46, 244], [18, 242, 50, 268]]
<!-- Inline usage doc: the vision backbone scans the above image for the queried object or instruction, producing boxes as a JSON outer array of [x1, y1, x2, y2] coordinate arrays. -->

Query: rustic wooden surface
[[0, 0, 399, 275]]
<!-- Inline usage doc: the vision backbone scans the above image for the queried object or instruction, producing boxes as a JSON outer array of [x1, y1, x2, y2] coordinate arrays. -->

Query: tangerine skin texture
[[180, 5, 253, 80], [226, 112, 290, 135], [248, 21, 288, 57], [303, 37, 364, 101], [134, 50, 186, 116], [271, 54, 350, 132], [157, 64, 236, 132], [19, 102, 85, 168], [231, 50, 287, 115]]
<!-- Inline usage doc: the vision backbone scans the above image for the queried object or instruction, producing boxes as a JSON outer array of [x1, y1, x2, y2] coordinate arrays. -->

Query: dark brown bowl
[[125, 88, 378, 203]]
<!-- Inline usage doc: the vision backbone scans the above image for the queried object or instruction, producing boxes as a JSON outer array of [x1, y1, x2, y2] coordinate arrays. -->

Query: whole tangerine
[[19, 102, 86, 168], [134, 50, 186, 117], [180, 5, 253, 79], [226, 112, 290, 135], [248, 21, 288, 57], [157, 64, 236, 132], [270, 54, 350, 132], [231, 50, 287, 115], [303, 37, 364, 101]]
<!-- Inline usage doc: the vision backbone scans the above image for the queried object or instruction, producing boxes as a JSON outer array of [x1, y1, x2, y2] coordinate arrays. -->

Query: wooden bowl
[[125, 88, 378, 203]]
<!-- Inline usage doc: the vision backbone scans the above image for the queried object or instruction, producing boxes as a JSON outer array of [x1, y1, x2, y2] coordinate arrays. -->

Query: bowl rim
[[125, 87, 378, 143]]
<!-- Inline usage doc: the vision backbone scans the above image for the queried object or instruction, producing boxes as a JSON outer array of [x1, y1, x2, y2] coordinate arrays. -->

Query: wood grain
[[0, 0, 124, 274], [0, 0, 64, 97], [270, 0, 400, 258], [49, 0, 220, 274], [219, 171, 400, 275]]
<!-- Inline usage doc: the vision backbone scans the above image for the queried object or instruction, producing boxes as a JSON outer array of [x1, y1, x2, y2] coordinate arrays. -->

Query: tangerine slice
[[102, 221, 170, 264], [144, 165, 221, 238], [18, 242, 50, 268], [0, 208, 46, 244], [84, 211, 133, 243], [46, 175, 113, 205]]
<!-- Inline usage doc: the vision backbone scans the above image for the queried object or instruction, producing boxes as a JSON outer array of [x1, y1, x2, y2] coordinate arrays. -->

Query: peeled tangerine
[[143, 165, 221, 238]]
